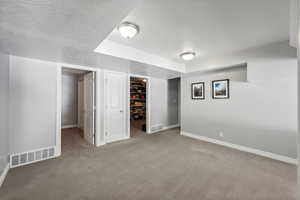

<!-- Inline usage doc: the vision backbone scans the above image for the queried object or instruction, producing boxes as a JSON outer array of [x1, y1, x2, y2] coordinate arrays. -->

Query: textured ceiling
[[107, 0, 290, 66], [0, 0, 181, 78], [0, 0, 291, 76], [0, 0, 140, 59]]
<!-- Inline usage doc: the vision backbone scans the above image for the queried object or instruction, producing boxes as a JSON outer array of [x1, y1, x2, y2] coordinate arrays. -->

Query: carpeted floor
[[0, 128, 297, 200], [130, 119, 146, 137], [61, 128, 92, 153]]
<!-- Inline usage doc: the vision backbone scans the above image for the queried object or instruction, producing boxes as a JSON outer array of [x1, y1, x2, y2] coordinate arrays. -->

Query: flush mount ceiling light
[[180, 52, 196, 61], [118, 22, 140, 39]]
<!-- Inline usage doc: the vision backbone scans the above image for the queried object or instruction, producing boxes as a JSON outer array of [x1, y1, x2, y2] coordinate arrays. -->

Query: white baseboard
[[62, 124, 78, 129], [105, 135, 130, 144], [165, 124, 180, 129], [150, 124, 180, 134], [0, 163, 10, 188], [181, 131, 298, 165], [97, 142, 106, 147]]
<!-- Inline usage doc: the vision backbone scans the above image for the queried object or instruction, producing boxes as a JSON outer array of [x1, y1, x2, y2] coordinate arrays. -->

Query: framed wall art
[[212, 79, 229, 99], [191, 82, 205, 100]]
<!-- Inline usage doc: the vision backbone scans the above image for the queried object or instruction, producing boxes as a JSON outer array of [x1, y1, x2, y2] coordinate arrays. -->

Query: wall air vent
[[10, 147, 56, 168]]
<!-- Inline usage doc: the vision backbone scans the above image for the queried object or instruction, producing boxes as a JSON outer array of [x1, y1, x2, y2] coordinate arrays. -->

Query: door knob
[[120, 110, 124, 113]]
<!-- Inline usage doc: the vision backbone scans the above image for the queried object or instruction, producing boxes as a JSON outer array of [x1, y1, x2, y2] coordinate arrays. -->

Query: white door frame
[[128, 74, 151, 136], [103, 70, 128, 143], [83, 72, 96, 145], [55, 63, 102, 157]]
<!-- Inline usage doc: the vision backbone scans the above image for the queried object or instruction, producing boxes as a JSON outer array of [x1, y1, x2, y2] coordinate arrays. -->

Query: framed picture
[[212, 79, 230, 99], [191, 82, 205, 100]]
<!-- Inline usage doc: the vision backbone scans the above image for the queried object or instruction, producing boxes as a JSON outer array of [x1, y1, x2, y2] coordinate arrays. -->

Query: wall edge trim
[[150, 124, 180, 134], [165, 124, 180, 129], [181, 131, 298, 165], [0, 163, 10, 188], [61, 124, 78, 129]]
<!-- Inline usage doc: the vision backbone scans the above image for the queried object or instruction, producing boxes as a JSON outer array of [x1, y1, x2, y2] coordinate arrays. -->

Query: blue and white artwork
[[212, 79, 229, 99]]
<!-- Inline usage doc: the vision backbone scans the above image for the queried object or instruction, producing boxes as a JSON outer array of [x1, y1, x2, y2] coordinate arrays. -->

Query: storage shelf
[[131, 105, 145, 108], [130, 77, 146, 120], [131, 99, 146, 101], [131, 81, 145, 84], [130, 92, 146, 94]]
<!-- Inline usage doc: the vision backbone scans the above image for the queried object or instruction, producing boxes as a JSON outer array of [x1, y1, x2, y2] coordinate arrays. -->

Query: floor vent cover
[[10, 147, 56, 168]]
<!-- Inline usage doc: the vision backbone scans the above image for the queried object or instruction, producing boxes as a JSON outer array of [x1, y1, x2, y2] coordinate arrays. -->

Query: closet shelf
[[130, 99, 145, 101], [130, 92, 146, 94], [130, 77, 146, 121]]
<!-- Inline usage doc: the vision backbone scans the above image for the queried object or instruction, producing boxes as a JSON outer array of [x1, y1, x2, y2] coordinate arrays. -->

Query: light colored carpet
[[130, 119, 146, 137], [0, 128, 297, 200], [61, 128, 92, 153]]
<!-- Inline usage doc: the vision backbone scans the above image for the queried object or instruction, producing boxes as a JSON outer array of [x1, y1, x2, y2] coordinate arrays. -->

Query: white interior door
[[83, 72, 95, 145], [105, 72, 126, 143]]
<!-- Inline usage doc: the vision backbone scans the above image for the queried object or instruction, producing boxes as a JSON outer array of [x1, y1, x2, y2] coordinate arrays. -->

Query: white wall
[[9, 56, 57, 154], [150, 77, 168, 131], [290, 0, 299, 48], [0, 53, 9, 171], [181, 42, 298, 158], [77, 77, 84, 129], [297, 1, 300, 196], [7, 55, 174, 156], [95, 39, 186, 73], [62, 73, 78, 127]]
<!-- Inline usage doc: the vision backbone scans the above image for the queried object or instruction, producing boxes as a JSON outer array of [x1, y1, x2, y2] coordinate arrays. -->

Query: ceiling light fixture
[[118, 22, 140, 39], [180, 52, 196, 61]]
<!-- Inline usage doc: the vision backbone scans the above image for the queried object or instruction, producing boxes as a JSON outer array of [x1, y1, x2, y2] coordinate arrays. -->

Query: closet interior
[[130, 77, 147, 137]]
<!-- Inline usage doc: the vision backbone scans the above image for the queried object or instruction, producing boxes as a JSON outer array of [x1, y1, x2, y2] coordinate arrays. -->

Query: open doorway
[[130, 76, 148, 137], [61, 68, 95, 153]]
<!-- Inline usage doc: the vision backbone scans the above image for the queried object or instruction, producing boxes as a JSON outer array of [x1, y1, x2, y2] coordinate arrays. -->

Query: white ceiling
[[105, 0, 290, 68], [0, 0, 181, 78], [0, 0, 292, 76], [0, 0, 139, 52]]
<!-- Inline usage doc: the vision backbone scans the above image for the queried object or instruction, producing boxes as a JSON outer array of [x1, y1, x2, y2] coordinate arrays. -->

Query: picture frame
[[212, 79, 230, 99], [191, 82, 205, 100]]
